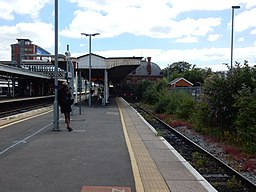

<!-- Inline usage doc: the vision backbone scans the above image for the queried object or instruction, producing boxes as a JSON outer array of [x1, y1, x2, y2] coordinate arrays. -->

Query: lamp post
[[81, 33, 100, 107], [230, 5, 240, 69], [53, 0, 59, 130]]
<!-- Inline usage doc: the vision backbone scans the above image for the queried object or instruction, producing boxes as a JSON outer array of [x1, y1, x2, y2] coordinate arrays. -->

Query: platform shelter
[[77, 53, 143, 105]]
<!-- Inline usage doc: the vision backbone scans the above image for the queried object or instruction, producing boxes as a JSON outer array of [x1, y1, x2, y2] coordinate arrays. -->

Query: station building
[[1, 39, 163, 104]]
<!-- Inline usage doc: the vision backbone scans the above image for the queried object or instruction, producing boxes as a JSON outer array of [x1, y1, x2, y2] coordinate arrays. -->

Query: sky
[[0, 0, 256, 71]]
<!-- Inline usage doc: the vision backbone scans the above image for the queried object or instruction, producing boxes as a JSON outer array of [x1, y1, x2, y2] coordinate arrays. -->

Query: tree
[[162, 61, 213, 85], [142, 79, 167, 105], [170, 61, 192, 73], [129, 80, 152, 100], [183, 67, 212, 85], [233, 86, 256, 153]]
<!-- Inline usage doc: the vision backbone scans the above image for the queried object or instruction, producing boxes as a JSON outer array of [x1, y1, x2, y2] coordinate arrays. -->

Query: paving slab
[[149, 149, 181, 162], [166, 181, 209, 192], [144, 140, 170, 150]]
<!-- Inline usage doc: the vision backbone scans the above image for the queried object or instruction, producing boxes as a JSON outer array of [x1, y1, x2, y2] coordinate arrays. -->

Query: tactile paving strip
[[117, 99, 170, 192]]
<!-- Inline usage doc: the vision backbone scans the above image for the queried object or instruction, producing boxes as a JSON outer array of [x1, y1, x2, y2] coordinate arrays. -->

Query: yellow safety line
[[116, 98, 145, 192], [0, 110, 53, 129]]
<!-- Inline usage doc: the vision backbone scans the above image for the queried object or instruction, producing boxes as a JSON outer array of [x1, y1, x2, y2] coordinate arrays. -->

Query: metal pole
[[230, 8, 234, 69], [79, 69, 82, 114], [12, 77, 15, 98], [88, 35, 92, 107], [105, 69, 109, 104], [104, 69, 107, 106], [53, 0, 59, 130], [230, 6, 240, 69], [66, 45, 69, 82], [75, 62, 78, 104], [81, 33, 100, 107]]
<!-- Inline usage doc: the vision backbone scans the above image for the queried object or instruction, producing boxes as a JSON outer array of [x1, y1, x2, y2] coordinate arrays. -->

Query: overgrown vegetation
[[194, 61, 256, 154], [128, 61, 256, 154], [141, 79, 196, 120], [227, 175, 242, 189], [191, 152, 207, 171]]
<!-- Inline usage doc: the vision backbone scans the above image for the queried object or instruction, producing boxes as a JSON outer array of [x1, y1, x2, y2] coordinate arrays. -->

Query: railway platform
[[0, 97, 217, 192]]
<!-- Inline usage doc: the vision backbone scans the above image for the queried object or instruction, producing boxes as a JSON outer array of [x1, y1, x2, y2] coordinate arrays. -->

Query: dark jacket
[[58, 88, 73, 113]]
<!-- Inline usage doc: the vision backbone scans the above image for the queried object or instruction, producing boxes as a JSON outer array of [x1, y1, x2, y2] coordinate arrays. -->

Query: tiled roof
[[130, 61, 162, 76], [168, 77, 193, 85]]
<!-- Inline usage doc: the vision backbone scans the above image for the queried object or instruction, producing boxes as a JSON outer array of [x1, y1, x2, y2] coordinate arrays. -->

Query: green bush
[[191, 62, 256, 153], [140, 62, 256, 154], [154, 90, 195, 119], [154, 89, 172, 114], [142, 85, 158, 105], [130, 80, 152, 100], [175, 91, 195, 119], [142, 79, 168, 105], [190, 101, 209, 132], [233, 86, 256, 153]]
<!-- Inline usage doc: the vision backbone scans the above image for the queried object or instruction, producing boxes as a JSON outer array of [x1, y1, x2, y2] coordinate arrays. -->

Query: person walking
[[58, 82, 74, 132]]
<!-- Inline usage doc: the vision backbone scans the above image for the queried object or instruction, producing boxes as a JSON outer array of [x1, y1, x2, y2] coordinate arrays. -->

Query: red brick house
[[168, 77, 193, 88]]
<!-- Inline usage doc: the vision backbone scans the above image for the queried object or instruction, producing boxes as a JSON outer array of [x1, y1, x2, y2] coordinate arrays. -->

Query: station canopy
[[77, 53, 143, 83]]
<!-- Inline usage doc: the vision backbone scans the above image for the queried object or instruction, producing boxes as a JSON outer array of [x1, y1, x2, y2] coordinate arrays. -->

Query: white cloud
[[174, 36, 198, 43], [207, 34, 220, 41], [169, 0, 235, 16], [251, 29, 256, 34], [65, 0, 256, 39], [61, 6, 222, 39], [68, 0, 173, 36], [0, 22, 54, 60], [96, 49, 162, 59], [63, 0, 256, 72], [1, 0, 256, 71], [0, 43, 11, 60], [80, 46, 255, 71], [235, 8, 256, 32], [238, 37, 245, 42], [0, 0, 51, 20], [242, 0, 256, 9], [234, 46, 256, 61], [69, 0, 254, 16], [169, 17, 221, 38], [0, 1, 14, 20]]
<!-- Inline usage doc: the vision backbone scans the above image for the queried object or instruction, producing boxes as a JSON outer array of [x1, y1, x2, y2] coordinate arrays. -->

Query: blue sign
[[36, 46, 50, 55]]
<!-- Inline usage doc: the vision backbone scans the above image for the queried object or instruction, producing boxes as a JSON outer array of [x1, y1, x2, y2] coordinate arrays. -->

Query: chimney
[[147, 57, 151, 75]]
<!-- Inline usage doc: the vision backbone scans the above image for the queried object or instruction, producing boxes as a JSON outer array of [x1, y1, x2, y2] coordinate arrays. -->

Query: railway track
[[0, 96, 53, 118], [0, 103, 52, 118], [132, 103, 256, 192]]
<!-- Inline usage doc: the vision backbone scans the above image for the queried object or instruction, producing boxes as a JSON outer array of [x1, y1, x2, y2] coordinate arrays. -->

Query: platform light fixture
[[230, 5, 240, 69], [81, 33, 100, 107]]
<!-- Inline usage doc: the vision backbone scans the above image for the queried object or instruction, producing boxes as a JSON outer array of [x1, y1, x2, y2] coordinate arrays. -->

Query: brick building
[[10, 39, 50, 67], [123, 57, 163, 84], [168, 77, 193, 88]]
